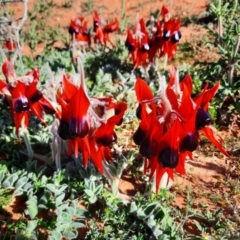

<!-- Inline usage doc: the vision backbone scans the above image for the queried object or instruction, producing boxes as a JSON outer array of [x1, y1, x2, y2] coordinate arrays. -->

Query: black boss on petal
[[42, 104, 56, 115], [14, 97, 29, 112], [180, 132, 199, 152], [125, 40, 135, 52], [58, 120, 72, 140], [69, 117, 89, 138], [141, 43, 150, 52], [196, 108, 212, 130], [163, 30, 171, 41], [171, 31, 181, 43], [136, 104, 142, 119], [114, 109, 123, 126], [68, 26, 79, 35], [30, 90, 43, 103], [133, 127, 146, 145], [94, 21, 99, 31], [158, 147, 179, 168], [139, 138, 157, 159], [97, 131, 117, 146]]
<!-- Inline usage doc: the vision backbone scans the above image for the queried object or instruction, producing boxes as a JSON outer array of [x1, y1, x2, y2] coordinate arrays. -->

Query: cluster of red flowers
[[0, 59, 59, 136], [125, 5, 181, 68], [56, 72, 127, 173], [133, 67, 229, 192], [0, 58, 127, 173], [68, 11, 119, 47]]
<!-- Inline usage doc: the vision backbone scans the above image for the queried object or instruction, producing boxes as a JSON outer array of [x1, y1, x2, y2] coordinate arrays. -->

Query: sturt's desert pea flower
[[133, 67, 229, 192], [93, 11, 119, 45], [0, 62, 60, 135], [55, 63, 127, 173]]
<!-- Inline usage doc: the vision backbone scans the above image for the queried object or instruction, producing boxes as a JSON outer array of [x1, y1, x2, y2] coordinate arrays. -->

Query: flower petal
[[201, 125, 230, 157]]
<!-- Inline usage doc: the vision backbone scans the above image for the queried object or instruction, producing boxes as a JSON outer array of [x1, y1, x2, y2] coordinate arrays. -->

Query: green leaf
[[13, 188, 24, 196], [84, 189, 93, 197], [25, 220, 38, 236], [0, 170, 6, 183], [27, 204, 38, 219], [23, 182, 32, 191], [46, 184, 57, 193], [71, 221, 85, 228], [66, 207, 75, 218], [49, 230, 62, 240], [130, 202, 138, 213], [62, 231, 78, 239], [2, 180, 11, 189], [15, 176, 29, 189], [56, 193, 65, 207], [193, 219, 203, 231], [89, 181, 95, 192], [89, 195, 97, 204], [57, 184, 68, 194], [154, 209, 165, 221], [3, 174, 18, 188], [144, 202, 158, 217], [75, 209, 90, 218], [147, 217, 156, 228], [56, 203, 68, 215], [95, 184, 103, 195]]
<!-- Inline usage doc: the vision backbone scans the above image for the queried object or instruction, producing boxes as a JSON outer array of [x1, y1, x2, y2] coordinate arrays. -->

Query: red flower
[[1, 66, 60, 135], [148, 6, 181, 62], [69, 17, 91, 46], [56, 73, 127, 173], [125, 19, 149, 68], [160, 18, 181, 59], [134, 69, 229, 192], [93, 11, 119, 45]]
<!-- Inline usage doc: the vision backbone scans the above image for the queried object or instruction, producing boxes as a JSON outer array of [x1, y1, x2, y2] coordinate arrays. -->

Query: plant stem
[[22, 128, 33, 160], [228, 36, 240, 85], [218, 16, 223, 46]]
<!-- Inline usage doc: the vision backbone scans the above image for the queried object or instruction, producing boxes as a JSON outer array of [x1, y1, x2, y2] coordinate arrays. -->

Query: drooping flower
[[148, 5, 181, 63], [125, 18, 150, 68], [68, 17, 91, 47], [55, 65, 127, 173], [0, 65, 60, 135], [93, 11, 119, 45], [133, 68, 229, 192], [125, 5, 181, 68]]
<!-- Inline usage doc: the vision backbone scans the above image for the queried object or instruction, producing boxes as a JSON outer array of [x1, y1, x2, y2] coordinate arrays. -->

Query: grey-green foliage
[[0, 162, 88, 239], [130, 201, 175, 239]]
